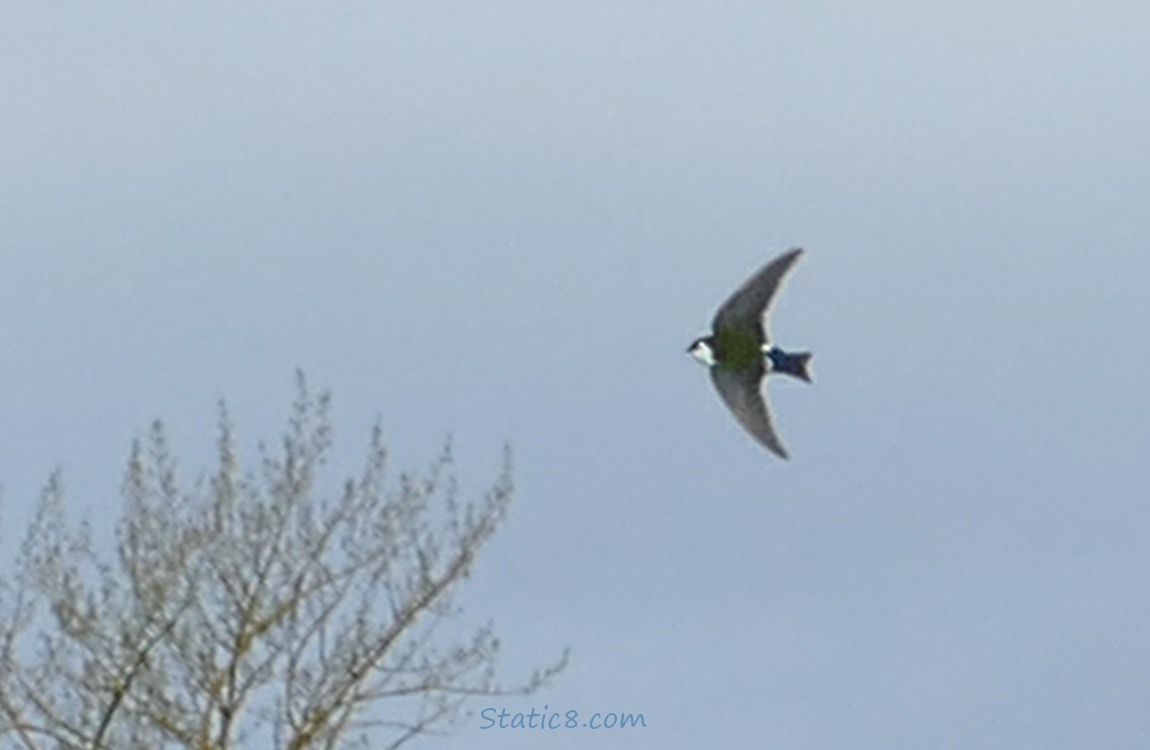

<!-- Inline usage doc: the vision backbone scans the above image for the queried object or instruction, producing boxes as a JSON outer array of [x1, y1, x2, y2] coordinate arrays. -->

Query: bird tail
[[780, 351, 814, 383]]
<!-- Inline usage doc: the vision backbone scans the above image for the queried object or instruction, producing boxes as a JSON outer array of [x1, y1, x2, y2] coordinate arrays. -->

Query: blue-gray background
[[3, 2, 1149, 748]]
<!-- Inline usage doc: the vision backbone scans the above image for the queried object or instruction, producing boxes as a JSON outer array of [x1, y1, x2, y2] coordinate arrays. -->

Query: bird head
[[687, 337, 716, 367]]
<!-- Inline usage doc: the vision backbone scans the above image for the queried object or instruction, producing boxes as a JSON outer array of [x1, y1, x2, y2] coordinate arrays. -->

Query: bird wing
[[710, 364, 789, 459], [711, 248, 804, 342]]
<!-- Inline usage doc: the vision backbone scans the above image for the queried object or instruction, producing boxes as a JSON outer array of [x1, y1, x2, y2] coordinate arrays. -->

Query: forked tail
[[772, 350, 814, 383]]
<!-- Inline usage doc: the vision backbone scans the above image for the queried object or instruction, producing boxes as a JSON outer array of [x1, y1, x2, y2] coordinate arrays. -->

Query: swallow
[[688, 248, 812, 458]]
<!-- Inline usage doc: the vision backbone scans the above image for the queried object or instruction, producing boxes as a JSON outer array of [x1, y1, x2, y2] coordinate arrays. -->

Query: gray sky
[[3, 1, 1150, 747]]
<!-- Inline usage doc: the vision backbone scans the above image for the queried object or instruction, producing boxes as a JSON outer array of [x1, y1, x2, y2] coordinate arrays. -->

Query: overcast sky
[[3, 1, 1150, 748]]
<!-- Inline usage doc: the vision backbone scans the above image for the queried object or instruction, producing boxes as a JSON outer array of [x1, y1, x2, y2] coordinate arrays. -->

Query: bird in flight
[[687, 248, 812, 459]]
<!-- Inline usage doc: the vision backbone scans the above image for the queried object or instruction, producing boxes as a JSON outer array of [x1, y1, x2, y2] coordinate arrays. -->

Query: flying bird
[[687, 248, 812, 459]]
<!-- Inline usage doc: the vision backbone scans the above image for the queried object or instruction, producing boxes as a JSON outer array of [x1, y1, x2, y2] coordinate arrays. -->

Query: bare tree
[[0, 374, 565, 750]]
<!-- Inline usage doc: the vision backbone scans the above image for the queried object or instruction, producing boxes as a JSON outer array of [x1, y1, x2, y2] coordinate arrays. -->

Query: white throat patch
[[689, 340, 716, 367]]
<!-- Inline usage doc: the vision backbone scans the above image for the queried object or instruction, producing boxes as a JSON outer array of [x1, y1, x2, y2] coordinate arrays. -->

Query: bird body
[[688, 248, 811, 458], [713, 325, 763, 371]]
